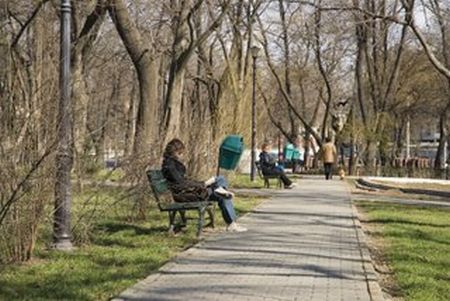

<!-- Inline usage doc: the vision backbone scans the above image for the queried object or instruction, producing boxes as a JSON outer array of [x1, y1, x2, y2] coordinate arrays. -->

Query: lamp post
[[53, 0, 73, 250], [250, 45, 260, 181]]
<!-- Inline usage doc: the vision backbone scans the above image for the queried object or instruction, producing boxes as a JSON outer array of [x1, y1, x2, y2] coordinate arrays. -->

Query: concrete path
[[113, 179, 383, 301]]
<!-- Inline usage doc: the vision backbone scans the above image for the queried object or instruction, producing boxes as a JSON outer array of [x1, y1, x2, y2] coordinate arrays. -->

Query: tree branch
[[408, 20, 450, 79], [11, 0, 50, 49], [257, 15, 322, 147], [258, 82, 292, 141]]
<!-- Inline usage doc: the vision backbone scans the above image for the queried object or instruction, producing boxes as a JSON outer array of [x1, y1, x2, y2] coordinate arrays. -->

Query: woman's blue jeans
[[208, 176, 236, 224]]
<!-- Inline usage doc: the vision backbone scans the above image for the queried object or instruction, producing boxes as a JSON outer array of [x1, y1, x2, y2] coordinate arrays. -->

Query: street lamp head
[[250, 46, 260, 59]]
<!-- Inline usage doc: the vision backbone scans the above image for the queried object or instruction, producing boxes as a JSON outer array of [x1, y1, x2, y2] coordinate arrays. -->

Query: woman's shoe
[[285, 183, 297, 189], [214, 187, 234, 198], [226, 222, 247, 232]]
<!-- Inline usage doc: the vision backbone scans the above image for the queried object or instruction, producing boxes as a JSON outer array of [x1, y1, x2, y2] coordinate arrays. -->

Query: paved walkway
[[113, 179, 383, 301]]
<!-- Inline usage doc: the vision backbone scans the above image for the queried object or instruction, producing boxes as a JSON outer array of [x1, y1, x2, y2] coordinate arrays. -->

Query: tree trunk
[[162, 0, 229, 143], [314, 4, 333, 140], [107, 0, 159, 155], [163, 65, 186, 142], [71, 1, 107, 171], [279, 0, 299, 141], [124, 80, 137, 157], [71, 54, 90, 172], [133, 57, 160, 154], [391, 116, 405, 159], [435, 109, 449, 169], [353, 0, 367, 125]]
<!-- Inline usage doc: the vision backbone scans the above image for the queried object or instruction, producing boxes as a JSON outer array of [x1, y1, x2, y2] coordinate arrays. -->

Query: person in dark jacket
[[162, 138, 246, 232], [259, 141, 295, 189]]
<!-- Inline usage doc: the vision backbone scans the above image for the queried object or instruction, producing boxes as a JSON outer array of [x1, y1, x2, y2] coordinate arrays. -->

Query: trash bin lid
[[220, 135, 244, 153]]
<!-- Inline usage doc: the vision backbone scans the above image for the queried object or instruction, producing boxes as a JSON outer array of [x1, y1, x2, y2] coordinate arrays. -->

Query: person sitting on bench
[[162, 138, 247, 232], [259, 141, 296, 189]]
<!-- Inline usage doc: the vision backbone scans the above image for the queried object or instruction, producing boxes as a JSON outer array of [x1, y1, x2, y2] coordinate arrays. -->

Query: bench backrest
[[146, 169, 174, 208], [255, 161, 279, 179]]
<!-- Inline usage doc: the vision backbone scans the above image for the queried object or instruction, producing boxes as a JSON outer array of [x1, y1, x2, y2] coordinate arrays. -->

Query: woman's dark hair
[[164, 138, 186, 157]]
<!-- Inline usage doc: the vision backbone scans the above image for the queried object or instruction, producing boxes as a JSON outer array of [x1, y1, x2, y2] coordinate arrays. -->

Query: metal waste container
[[283, 143, 296, 161], [218, 135, 244, 170]]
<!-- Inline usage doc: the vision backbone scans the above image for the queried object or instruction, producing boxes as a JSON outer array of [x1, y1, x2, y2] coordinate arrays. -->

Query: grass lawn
[[228, 173, 265, 188], [356, 201, 450, 301], [0, 186, 264, 301]]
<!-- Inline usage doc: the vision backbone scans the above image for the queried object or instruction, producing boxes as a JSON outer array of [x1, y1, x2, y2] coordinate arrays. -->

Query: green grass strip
[[356, 201, 450, 301], [0, 187, 264, 301]]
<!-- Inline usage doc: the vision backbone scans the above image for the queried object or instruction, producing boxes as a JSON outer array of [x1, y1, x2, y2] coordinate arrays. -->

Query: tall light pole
[[53, 0, 73, 250], [250, 45, 260, 181]]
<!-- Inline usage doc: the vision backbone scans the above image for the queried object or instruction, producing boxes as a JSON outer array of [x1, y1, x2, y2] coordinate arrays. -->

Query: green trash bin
[[218, 135, 244, 170], [283, 143, 296, 161]]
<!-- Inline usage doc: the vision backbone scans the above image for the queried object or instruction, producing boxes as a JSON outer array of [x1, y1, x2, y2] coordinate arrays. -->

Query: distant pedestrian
[[259, 141, 296, 189], [320, 137, 337, 180]]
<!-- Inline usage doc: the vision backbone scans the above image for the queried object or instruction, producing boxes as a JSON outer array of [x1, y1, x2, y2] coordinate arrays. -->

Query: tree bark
[[71, 2, 107, 175], [435, 107, 449, 169], [314, 2, 333, 140], [107, 0, 159, 155], [353, 0, 367, 125], [279, 0, 299, 141]]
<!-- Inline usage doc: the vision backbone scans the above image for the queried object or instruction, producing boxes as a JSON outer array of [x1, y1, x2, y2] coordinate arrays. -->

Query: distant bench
[[255, 161, 282, 188], [146, 170, 215, 237]]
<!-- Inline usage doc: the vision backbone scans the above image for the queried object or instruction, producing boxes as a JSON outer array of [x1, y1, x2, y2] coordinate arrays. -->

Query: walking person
[[161, 138, 247, 232], [259, 141, 296, 189], [320, 137, 337, 180]]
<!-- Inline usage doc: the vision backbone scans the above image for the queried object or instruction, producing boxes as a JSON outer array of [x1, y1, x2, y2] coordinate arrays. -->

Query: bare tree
[[422, 0, 450, 170], [107, 0, 160, 155], [161, 0, 230, 142]]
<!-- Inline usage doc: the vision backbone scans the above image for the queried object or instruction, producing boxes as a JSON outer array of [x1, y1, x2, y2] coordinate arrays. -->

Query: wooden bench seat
[[146, 169, 215, 237]]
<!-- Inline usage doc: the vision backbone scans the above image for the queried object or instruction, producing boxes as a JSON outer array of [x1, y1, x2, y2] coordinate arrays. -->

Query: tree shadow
[[97, 222, 167, 235], [365, 218, 450, 229]]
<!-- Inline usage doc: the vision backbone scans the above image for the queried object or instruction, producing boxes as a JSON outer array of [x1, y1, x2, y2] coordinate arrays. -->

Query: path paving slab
[[113, 179, 383, 301]]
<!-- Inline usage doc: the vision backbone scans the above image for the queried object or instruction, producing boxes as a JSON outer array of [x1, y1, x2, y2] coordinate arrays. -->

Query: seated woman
[[161, 138, 247, 232], [259, 141, 296, 189]]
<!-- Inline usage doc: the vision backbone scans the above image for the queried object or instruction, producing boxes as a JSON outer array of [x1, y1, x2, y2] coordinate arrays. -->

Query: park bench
[[146, 169, 215, 237], [255, 161, 282, 188]]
